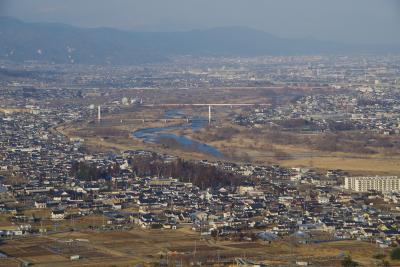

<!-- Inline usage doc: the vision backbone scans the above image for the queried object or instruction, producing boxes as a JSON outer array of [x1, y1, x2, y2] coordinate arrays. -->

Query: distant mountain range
[[0, 17, 399, 65]]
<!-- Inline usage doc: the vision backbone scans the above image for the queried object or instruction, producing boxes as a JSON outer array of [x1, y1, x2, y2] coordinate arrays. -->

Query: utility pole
[[193, 240, 197, 264], [97, 105, 101, 122], [208, 105, 211, 125]]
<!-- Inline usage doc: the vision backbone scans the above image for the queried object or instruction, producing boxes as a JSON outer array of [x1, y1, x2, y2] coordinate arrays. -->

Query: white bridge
[[98, 103, 269, 125], [141, 103, 270, 124]]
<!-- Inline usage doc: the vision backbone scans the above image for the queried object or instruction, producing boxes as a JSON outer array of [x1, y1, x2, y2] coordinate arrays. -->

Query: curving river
[[133, 110, 223, 157]]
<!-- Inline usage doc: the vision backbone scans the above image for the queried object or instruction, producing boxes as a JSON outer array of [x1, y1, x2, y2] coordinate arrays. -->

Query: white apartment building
[[344, 176, 400, 192]]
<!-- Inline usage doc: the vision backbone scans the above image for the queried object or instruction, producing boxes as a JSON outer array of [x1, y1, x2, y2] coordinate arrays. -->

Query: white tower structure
[[208, 105, 211, 125], [98, 105, 101, 122]]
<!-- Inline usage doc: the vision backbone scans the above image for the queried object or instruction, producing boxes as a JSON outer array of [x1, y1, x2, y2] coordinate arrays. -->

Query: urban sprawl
[[1, 55, 400, 251]]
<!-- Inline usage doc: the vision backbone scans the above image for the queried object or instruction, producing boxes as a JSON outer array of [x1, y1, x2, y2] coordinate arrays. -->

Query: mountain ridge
[[0, 17, 398, 65]]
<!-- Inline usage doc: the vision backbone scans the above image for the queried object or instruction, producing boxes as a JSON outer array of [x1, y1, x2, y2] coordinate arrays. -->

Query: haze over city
[[1, 0, 400, 45]]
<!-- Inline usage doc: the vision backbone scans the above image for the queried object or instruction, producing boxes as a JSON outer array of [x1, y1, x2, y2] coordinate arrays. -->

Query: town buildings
[[344, 176, 400, 193]]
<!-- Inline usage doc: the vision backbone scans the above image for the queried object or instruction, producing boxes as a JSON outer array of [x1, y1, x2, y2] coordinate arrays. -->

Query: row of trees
[[70, 161, 120, 181], [70, 155, 241, 189], [130, 157, 241, 189]]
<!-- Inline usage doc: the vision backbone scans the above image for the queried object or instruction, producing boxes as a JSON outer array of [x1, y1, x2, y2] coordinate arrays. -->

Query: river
[[133, 110, 223, 157]]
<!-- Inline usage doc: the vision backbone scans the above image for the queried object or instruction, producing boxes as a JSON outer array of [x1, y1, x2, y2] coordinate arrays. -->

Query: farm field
[[0, 226, 396, 266]]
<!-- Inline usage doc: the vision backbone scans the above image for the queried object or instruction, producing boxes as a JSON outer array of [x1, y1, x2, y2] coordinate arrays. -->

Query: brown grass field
[[0, 226, 398, 266]]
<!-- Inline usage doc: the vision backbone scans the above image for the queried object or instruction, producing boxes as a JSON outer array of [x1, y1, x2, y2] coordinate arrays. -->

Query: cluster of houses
[[0, 110, 85, 184], [235, 87, 400, 135], [1, 65, 400, 247], [1, 119, 400, 247]]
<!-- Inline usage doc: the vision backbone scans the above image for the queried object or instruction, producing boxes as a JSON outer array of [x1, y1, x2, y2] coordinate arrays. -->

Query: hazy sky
[[1, 0, 399, 45]]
